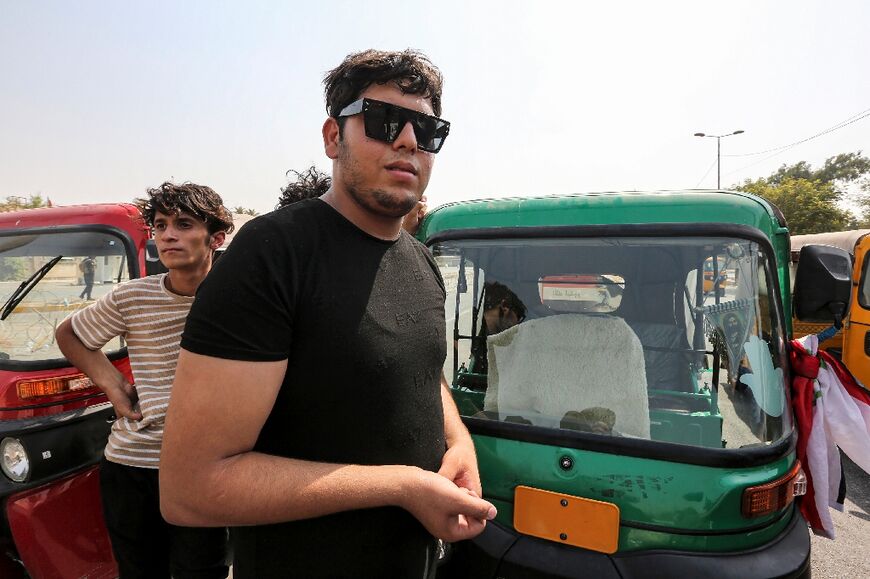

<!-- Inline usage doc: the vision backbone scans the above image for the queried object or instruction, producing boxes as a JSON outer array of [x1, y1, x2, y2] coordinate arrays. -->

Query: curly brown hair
[[135, 182, 234, 235], [323, 49, 444, 120], [276, 166, 331, 209]]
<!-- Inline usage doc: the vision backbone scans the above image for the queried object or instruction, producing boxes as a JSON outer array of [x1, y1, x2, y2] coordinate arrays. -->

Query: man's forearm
[[161, 353, 496, 541], [438, 376, 483, 496], [441, 377, 472, 448], [160, 353, 418, 526], [160, 446, 497, 543], [56, 319, 125, 389], [160, 451, 415, 527]]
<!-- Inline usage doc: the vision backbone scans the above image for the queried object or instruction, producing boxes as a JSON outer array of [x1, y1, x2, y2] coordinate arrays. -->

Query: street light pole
[[694, 130, 745, 189]]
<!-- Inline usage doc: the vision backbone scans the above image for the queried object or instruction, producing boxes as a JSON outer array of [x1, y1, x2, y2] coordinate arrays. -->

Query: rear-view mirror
[[145, 239, 168, 275], [793, 244, 851, 325]]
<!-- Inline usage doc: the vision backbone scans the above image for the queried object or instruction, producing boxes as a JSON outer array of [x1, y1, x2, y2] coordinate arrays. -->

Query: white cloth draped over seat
[[483, 314, 651, 439]]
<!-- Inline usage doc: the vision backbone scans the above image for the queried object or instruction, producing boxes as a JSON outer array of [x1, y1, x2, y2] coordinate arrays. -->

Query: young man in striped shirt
[[56, 182, 234, 579]]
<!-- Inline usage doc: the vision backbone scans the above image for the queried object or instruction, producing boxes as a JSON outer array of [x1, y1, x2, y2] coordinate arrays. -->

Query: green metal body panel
[[473, 433, 796, 552], [426, 190, 800, 557]]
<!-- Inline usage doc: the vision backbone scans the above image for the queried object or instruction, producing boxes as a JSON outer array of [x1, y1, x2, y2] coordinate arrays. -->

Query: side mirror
[[793, 244, 851, 326], [144, 239, 168, 276]]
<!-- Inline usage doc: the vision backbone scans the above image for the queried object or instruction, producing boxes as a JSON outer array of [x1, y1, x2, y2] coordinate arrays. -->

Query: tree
[[0, 194, 47, 213], [0, 258, 27, 282], [737, 177, 854, 235], [764, 152, 870, 225], [0, 196, 47, 280], [232, 206, 259, 216], [734, 151, 870, 232], [768, 152, 870, 186]]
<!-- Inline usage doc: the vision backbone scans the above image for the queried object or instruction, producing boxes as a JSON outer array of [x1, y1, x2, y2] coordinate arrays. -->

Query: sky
[[1, 1, 868, 215]]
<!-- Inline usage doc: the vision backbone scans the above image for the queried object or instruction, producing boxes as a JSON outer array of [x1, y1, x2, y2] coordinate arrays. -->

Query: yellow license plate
[[513, 485, 620, 554]]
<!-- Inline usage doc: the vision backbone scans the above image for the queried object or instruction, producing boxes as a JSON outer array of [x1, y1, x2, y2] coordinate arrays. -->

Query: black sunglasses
[[337, 98, 450, 153]]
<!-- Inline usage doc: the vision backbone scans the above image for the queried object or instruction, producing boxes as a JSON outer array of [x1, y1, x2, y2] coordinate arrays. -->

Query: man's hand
[[103, 378, 142, 421], [402, 468, 496, 542], [402, 195, 428, 236], [55, 318, 142, 421], [438, 438, 483, 497]]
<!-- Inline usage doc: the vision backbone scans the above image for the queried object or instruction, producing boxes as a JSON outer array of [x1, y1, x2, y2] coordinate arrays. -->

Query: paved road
[[810, 454, 870, 578]]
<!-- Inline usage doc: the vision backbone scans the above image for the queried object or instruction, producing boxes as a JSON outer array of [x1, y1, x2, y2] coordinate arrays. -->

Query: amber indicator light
[[741, 460, 805, 518], [17, 374, 95, 400]]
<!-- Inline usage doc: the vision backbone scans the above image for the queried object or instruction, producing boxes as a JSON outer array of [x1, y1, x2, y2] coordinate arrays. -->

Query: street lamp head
[[693, 129, 745, 189]]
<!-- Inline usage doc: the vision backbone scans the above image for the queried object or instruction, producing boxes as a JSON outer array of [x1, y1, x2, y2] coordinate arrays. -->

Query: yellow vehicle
[[791, 229, 870, 383], [703, 255, 730, 295]]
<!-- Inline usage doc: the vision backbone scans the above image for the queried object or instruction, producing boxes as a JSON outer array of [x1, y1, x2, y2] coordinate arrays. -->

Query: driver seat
[[483, 314, 650, 438]]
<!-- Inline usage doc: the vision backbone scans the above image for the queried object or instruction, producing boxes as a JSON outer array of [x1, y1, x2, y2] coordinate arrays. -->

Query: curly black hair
[[276, 166, 331, 209], [483, 282, 527, 320], [323, 49, 444, 119], [135, 182, 234, 235]]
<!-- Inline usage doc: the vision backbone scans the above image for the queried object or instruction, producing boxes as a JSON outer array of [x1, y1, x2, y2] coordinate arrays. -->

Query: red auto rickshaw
[[0, 203, 153, 578]]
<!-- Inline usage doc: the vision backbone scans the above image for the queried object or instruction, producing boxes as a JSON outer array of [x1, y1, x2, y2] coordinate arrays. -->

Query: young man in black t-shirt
[[160, 50, 496, 578]]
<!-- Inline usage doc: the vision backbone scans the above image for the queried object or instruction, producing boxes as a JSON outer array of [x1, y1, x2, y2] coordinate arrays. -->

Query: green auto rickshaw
[[422, 190, 848, 579]]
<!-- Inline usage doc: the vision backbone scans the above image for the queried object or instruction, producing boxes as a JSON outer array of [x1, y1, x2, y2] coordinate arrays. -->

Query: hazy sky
[[2, 1, 868, 214]]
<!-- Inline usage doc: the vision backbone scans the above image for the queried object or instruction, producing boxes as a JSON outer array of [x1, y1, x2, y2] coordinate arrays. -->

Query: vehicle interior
[[434, 235, 789, 450]]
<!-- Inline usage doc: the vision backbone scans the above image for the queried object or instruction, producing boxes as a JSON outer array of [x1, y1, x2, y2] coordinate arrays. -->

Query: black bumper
[[438, 510, 811, 579], [0, 403, 113, 498]]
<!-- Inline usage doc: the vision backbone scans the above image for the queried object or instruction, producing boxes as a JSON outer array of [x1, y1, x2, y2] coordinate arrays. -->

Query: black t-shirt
[[182, 199, 447, 578]]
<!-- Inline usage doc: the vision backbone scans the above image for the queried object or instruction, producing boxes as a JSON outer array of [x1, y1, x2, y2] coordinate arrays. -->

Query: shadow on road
[[842, 453, 870, 519]]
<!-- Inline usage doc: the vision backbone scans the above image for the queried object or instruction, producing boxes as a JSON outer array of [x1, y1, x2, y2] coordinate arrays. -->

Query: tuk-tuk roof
[[0, 203, 147, 236], [419, 190, 785, 241], [790, 229, 870, 256]]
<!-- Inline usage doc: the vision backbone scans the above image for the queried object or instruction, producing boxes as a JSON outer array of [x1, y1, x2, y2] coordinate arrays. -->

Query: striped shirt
[[69, 274, 193, 469]]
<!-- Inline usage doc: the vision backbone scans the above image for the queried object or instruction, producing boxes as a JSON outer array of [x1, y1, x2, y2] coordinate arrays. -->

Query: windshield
[[859, 252, 870, 310], [0, 230, 133, 365], [433, 236, 792, 450]]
